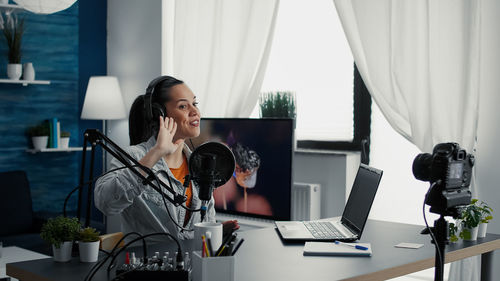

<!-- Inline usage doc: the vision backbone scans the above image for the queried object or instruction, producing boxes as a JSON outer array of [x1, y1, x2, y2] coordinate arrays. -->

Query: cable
[[422, 182, 443, 276], [150, 171, 194, 232], [188, 138, 196, 151], [85, 232, 145, 281], [105, 232, 182, 280]]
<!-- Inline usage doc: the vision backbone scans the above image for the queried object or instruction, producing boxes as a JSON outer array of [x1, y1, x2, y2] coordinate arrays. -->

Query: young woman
[[94, 76, 238, 241]]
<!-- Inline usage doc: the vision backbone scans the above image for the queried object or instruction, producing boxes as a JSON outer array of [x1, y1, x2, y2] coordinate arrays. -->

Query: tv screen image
[[190, 118, 294, 221]]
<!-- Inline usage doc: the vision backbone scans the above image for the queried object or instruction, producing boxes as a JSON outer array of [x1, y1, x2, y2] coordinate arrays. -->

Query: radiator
[[291, 182, 321, 221]]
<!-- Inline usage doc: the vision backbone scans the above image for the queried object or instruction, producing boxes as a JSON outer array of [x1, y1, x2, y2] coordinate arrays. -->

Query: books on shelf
[[56, 121, 61, 148], [46, 118, 61, 148]]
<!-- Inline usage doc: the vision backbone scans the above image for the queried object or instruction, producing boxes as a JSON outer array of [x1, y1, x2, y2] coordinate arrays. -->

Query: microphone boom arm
[[78, 129, 187, 227]]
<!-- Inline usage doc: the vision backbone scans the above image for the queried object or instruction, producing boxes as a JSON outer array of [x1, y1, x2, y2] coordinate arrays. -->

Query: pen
[[205, 231, 214, 257], [231, 238, 245, 256], [216, 244, 227, 256], [215, 233, 237, 256], [334, 241, 369, 251], [202, 235, 210, 257]]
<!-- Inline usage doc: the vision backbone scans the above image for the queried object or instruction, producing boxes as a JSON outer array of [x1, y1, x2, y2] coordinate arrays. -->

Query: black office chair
[[0, 170, 50, 255]]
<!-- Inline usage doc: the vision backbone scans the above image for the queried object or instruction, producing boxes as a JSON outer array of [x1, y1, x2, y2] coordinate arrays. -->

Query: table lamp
[[81, 76, 126, 170]]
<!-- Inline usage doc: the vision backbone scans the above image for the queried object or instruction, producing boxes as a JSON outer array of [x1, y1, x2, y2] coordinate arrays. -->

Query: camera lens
[[412, 153, 433, 181]]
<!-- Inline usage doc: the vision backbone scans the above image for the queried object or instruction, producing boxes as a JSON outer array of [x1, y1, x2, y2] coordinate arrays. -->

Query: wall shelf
[[0, 79, 50, 86], [0, 3, 24, 11], [26, 147, 89, 154]]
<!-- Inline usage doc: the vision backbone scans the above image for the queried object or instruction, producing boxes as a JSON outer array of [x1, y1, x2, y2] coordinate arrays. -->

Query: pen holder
[[192, 251, 235, 281]]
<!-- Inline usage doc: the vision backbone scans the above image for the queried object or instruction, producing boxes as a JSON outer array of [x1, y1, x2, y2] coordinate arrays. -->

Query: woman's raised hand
[[154, 116, 183, 156]]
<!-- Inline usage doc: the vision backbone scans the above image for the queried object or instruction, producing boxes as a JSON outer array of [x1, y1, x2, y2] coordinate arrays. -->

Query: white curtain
[[162, 0, 279, 117], [333, 0, 481, 280]]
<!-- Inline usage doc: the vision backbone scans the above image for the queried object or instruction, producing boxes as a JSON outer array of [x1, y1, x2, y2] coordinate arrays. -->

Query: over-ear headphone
[[144, 76, 170, 121]]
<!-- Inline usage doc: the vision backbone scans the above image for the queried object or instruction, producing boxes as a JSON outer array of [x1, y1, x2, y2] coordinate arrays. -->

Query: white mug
[[194, 222, 223, 253]]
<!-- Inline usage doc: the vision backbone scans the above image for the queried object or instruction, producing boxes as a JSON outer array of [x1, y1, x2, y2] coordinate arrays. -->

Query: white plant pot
[[478, 223, 488, 238], [23, 62, 35, 81], [52, 241, 73, 262], [7, 63, 22, 80], [78, 240, 100, 262], [32, 136, 48, 150], [462, 226, 479, 241], [60, 137, 70, 148]]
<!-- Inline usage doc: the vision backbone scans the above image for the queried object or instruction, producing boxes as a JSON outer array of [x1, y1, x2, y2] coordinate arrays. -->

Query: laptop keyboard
[[304, 221, 344, 239]]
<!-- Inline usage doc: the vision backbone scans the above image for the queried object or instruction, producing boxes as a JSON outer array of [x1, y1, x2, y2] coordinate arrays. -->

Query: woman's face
[[164, 83, 201, 140]]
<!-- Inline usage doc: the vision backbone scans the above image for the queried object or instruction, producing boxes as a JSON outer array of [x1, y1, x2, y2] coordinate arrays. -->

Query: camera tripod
[[429, 215, 448, 281]]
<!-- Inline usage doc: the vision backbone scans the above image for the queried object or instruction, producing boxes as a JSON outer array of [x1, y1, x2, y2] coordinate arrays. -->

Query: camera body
[[413, 143, 475, 217]]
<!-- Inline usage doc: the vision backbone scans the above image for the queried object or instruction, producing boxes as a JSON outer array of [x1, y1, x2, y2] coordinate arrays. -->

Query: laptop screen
[[341, 164, 383, 236]]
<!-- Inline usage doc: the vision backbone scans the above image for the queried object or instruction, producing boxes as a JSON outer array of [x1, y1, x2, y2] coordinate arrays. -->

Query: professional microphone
[[189, 142, 235, 221]]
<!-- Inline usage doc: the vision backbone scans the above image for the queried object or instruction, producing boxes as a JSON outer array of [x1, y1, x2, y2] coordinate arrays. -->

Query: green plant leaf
[[77, 227, 100, 242], [259, 91, 296, 118], [40, 216, 81, 248]]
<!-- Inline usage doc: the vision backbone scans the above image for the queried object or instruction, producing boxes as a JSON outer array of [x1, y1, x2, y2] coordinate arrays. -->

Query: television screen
[[190, 118, 294, 221]]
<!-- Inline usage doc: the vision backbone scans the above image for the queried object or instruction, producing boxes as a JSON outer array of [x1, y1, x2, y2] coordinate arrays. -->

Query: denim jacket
[[94, 136, 216, 242]]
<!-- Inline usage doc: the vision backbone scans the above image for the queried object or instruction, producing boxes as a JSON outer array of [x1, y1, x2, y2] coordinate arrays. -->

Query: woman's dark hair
[[129, 76, 184, 145]]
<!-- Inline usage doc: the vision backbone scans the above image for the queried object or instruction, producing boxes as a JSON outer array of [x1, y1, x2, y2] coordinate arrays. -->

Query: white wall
[[107, 0, 163, 149], [294, 150, 360, 218], [105, 0, 162, 233]]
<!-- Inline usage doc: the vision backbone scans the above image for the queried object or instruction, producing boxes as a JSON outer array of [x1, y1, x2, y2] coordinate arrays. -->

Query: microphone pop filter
[[189, 142, 235, 187]]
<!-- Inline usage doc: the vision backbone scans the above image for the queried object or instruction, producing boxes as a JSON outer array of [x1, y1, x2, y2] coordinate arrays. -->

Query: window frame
[[296, 64, 372, 163]]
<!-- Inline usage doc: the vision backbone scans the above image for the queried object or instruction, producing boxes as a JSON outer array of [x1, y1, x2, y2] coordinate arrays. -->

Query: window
[[251, 0, 371, 155]]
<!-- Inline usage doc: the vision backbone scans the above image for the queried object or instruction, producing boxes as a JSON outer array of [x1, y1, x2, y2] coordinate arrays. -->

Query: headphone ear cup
[[151, 102, 166, 119]]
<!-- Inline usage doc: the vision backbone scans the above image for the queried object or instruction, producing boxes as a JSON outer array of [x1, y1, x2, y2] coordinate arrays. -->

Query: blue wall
[[0, 0, 106, 223]]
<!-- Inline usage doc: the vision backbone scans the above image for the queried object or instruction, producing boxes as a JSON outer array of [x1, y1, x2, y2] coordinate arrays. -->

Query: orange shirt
[[169, 155, 192, 225]]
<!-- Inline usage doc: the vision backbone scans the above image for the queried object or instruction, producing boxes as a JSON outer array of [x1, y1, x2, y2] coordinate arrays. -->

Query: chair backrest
[[99, 232, 125, 251], [0, 170, 34, 236]]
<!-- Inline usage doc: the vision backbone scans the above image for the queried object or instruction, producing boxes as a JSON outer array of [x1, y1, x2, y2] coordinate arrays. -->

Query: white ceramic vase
[[52, 241, 73, 262], [478, 223, 488, 238], [23, 62, 35, 81], [78, 241, 100, 262], [462, 226, 479, 241], [60, 137, 70, 148], [32, 136, 48, 150], [7, 63, 22, 80]]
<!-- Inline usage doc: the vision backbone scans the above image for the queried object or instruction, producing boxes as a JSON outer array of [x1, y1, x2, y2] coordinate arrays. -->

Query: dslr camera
[[412, 143, 475, 217]]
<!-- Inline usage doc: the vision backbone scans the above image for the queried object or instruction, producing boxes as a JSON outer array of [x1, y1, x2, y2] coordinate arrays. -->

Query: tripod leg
[[433, 216, 447, 281]]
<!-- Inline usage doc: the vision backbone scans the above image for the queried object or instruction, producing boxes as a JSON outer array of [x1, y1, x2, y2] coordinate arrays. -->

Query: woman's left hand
[[222, 220, 240, 237]]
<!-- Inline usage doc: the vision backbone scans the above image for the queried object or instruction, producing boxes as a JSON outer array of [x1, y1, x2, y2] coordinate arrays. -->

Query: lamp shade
[[13, 0, 77, 14], [81, 76, 126, 120]]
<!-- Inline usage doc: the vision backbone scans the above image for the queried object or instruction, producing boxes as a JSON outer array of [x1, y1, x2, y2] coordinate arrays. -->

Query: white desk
[[1, 246, 49, 280]]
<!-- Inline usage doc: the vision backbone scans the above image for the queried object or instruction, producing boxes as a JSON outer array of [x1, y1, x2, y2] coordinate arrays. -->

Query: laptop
[[275, 163, 383, 242]]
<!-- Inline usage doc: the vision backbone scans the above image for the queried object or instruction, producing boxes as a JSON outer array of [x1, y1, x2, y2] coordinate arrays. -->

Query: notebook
[[303, 241, 372, 256], [275, 163, 383, 242]]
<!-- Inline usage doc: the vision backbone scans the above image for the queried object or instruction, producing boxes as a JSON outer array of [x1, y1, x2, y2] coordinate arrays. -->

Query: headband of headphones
[[144, 76, 170, 121]]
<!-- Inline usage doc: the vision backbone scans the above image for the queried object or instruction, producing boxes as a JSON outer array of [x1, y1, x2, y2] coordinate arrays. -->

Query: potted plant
[[2, 14, 25, 80], [459, 199, 482, 241], [40, 216, 81, 262], [77, 227, 101, 262], [26, 122, 49, 150], [259, 91, 296, 119], [477, 200, 493, 238], [449, 221, 459, 243], [60, 131, 70, 148]]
